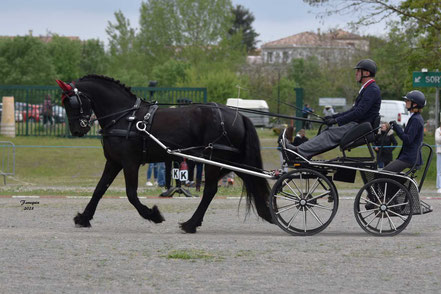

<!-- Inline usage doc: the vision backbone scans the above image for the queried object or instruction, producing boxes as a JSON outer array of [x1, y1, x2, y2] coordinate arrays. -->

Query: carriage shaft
[[135, 121, 275, 180]]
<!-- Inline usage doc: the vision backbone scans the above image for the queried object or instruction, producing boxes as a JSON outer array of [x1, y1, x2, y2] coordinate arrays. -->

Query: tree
[[303, 0, 440, 31], [138, 0, 235, 63], [106, 10, 147, 85], [151, 59, 190, 86], [46, 35, 82, 81], [368, 23, 412, 99], [80, 39, 109, 76], [229, 5, 259, 52], [0, 36, 56, 85], [303, 0, 441, 70]]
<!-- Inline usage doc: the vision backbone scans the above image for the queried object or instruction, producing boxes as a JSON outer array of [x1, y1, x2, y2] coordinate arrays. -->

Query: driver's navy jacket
[[333, 81, 381, 126], [394, 112, 424, 166]]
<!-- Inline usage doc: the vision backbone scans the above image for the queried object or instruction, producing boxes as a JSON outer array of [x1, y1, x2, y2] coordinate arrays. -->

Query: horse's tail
[[238, 116, 273, 224]]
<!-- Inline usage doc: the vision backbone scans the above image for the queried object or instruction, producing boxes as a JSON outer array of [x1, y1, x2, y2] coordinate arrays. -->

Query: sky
[[0, 0, 389, 47]]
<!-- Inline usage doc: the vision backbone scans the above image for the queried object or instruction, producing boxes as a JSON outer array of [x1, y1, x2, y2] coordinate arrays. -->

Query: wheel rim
[[270, 169, 338, 236], [354, 178, 413, 236]]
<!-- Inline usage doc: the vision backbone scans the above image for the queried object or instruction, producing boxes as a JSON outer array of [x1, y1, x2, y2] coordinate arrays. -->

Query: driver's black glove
[[324, 116, 337, 126], [389, 120, 397, 130]]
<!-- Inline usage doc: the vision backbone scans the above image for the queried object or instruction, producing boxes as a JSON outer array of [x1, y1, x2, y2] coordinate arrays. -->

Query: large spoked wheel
[[354, 178, 413, 236], [270, 168, 338, 236]]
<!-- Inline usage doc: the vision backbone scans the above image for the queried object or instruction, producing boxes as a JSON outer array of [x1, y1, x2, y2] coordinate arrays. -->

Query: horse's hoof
[[149, 205, 165, 223], [73, 213, 91, 228], [179, 221, 197, 233]]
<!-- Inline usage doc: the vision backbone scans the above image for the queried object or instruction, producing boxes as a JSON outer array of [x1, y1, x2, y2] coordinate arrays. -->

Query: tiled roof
[[262, 29, 363, 48]]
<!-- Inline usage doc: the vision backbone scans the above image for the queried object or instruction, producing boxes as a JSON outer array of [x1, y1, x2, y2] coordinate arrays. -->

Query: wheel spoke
[[307, 190, 331, 203], [387, 209, 408, 221], [303, 207, 307, 232], [306, 178, 320, 197], [387, 202, 409, 209], [364, 210, 381, 228], [275, 203, 298, 214], [385, 211, 397, 231], [275, 193, 298, 202], [308, 203, 333, 211], [284, 179, 302, 199], [364, 197, 381, 207], [386, 189, 404, 206], [369, 185, 382, 204], [383, 183, 388, 203], [287, 207, 302, 228], [307, 206, 324, 226], [379, 213, 384, 233]]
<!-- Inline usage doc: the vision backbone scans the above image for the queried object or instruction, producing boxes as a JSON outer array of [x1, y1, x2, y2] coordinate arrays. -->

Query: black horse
[[56, 75, 273, 233]]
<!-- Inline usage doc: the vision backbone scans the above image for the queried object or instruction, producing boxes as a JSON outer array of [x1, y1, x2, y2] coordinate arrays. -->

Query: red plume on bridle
[[56, 80, 73, 104]]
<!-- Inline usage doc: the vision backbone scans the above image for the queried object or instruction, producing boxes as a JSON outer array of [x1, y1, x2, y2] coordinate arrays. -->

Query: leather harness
[[99, 100, 239, 164]]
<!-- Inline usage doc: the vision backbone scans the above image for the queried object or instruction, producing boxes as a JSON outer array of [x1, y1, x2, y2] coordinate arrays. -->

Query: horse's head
[[56, 79, 92, 137]]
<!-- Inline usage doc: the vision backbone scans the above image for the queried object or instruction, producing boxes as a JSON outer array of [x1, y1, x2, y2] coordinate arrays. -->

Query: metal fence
[[0, 85, 207, 137], [0, 141, 15, 184]]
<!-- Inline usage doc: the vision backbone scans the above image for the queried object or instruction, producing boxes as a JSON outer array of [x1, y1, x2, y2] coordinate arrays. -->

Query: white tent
[[226, 98, 270, 127]]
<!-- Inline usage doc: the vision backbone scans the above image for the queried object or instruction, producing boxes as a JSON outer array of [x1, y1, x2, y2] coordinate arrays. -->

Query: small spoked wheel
[[354, 178, 413, 236], [270, 168, 338, 236]]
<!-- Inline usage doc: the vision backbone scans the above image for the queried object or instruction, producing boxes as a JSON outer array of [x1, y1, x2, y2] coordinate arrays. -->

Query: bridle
[[61, 84, 145, 130], [61, 85, 92, 129]]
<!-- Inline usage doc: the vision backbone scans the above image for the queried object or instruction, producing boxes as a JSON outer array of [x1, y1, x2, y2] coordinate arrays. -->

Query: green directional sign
[[413, 71, 441, 87]]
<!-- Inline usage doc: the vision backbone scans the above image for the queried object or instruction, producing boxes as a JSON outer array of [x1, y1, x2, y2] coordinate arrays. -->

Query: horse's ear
[[56, 80, 72, 92]]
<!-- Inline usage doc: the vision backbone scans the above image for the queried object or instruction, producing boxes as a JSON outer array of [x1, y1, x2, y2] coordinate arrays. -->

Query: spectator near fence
[[435, 126, 441, 193], [43, 94, 53, 126]]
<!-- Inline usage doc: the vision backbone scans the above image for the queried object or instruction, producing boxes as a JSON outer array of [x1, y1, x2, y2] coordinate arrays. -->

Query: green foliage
[[105, 10, 148, 86], [182, 67, 243, 103], [151, 60, 190, 87], [80, 39, 109, 76], [46, 35, 82, 81], [287, 57, 351, 111], [229, 4, 259, 52], [0, 37, 56, 85], [369, 25, 412, 100]]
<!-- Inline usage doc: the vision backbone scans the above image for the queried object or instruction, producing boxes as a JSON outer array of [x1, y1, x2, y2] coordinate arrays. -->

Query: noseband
[[62, 86, 92, 128]]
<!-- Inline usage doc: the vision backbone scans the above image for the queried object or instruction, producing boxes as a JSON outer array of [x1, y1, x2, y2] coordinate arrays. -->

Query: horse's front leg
[[74, 160, 122, 227], [123, 162, 165, 223], [180, 165, 230, 233]]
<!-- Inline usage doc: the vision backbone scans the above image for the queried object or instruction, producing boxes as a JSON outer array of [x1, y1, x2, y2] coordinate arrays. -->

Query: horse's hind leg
[[180, 165, 230, 233], [74, 160, 122, 227], [123, 163, 165, 224]]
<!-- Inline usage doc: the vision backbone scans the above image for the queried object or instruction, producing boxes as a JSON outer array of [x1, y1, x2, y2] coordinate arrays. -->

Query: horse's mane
[[78, 74, 136, 98]]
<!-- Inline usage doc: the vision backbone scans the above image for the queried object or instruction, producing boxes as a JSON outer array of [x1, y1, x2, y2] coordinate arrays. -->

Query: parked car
[[0, 102, 24, 122], [379, 100, 410, 127], [21, 104, 42, 122]]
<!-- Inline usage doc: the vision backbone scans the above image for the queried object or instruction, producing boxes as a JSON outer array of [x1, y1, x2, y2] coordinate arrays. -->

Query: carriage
[[137, 118, 433, 237], [57, 75, 433, 236]]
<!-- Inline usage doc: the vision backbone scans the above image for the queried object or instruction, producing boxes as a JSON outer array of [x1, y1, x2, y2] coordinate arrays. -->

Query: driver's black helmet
[[354, 59, 377, 76], [403, 90, 426, 108]]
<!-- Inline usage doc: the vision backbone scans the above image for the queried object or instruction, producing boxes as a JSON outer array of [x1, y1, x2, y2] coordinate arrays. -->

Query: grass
[[0, 126, 437, 196], [166, 249, 223, 261]]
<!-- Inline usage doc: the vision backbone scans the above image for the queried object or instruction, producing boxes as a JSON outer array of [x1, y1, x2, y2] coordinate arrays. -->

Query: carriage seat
[[339, 122, 375, 151]]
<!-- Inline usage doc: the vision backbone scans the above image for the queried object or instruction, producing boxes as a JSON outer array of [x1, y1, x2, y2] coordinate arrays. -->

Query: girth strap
[[100, 129, 141, 137], [140, 104, 159, 163], [125, 98, 143, 139]]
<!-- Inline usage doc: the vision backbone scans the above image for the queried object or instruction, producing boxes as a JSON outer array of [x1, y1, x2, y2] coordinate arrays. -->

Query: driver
[[384, 90, 426, 172], [285, 59, 381, 159]]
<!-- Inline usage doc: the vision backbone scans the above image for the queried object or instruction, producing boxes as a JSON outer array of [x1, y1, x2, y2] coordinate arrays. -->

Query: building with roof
[[261, 29, 369, 64]]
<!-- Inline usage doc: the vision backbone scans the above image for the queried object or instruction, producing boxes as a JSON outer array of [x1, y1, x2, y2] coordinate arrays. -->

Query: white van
[[379, 100, 410, 127], [226, 98, 269, 127]]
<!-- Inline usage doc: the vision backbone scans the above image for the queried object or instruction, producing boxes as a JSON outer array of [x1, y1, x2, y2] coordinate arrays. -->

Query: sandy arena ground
[[1, 196, 440, 293]]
